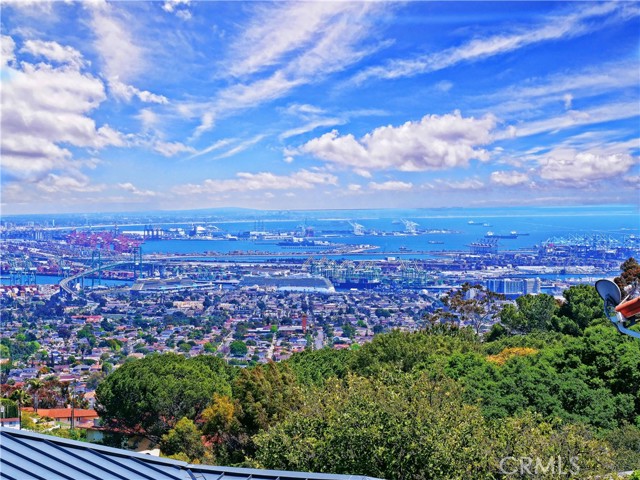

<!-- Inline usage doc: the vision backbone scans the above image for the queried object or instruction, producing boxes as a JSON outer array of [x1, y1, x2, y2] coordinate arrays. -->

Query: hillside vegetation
[[96, 261, 640, 479]]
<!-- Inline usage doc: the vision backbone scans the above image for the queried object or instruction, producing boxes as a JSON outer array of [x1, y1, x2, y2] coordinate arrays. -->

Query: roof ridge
[[0, 428, 385, 480]]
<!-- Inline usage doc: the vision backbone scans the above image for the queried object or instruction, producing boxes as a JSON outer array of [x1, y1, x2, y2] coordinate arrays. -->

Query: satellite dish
[[595, 279, 640, 340], [595, 279, 621, 306]]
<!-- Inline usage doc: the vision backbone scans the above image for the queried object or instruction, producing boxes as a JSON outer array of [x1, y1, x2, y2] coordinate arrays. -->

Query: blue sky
[[1, 1, 638, 214]]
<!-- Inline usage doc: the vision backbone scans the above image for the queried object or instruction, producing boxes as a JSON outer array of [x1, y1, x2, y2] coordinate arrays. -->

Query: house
[[19, 368, 39, 380], [0, 417, 20, 429], [71, 364, 91, 374], [22, 408, 99, 428]]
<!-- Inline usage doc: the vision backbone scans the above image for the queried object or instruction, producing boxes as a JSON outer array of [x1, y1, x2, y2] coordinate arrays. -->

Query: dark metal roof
[[0, 428, 383, 480]]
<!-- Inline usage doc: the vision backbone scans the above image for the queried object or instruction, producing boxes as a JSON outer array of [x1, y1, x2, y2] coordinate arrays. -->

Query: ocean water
[[3, 207, 638, 286], [137, 205, 639, 259]]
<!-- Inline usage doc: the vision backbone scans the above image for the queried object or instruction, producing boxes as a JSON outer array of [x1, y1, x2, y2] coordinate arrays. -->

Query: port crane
[[401, 219, 419, 234], [348, 221, 365, 236], [595, 279, 640, 339]]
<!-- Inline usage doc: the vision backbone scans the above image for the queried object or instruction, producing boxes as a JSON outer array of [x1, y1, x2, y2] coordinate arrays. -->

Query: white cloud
[[153, 141, 196, 157], [538, 148, 636, 184], [137, 109, 159, 131], [215, 135, 266, 160], [279, 118, 346, 141], [423, 179, 486, 190], [490, 170, 530, 186], [487, 60, 639, 117], [20, 40, 86, 69], [88, 2, 166, 104], [225, 2, 380, 77], [434, 80, 453, 93], [162, 0, 191, 19], [37, 173, 105, 194], [298, 111, 496, 172], [354, 2, 638, 83], [1, 135, 72, 176], [118, 182, 157, 196], [369, 181, 413, 191], [109, 78, 168, 104], [188, 139, 235, 160], [1, 35, 17, 68], [192, 112, 215, 139], [88, 1, 143, 81], [175, 169, 338, 195], [563, 93, 573, 110], [507, 102, 639, 139], [354, 169, 372, 178], [279, 103, 382, 142], [191, 2, 388, 136], [348, 184, 362, 192], [175, 9, 191, 21], [1, 46, 124, 179], [285, 104, 326, 116], [215, 72, 303, 115]]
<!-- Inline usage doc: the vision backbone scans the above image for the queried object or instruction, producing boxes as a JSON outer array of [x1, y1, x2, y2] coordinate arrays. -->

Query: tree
[[85, 371, 106, 390], [233, 322, 248, 340], [27, 378, 44, 413], [201, 394, 240, 437], [0, 343, 10, 361], [341, 322, 356, 339], [101, 318, 115, 332], [254, 373, 614, 479], [229, 340, 247, 357], [500, 294, 558, 334], [96, 353, 231, 441], [349, 327, 479, 377], [435, 283, 504, 334], [159, 417, 205, 461], [9, 389, 30, 430], [236, 362, 298, 428], [0, 398, 18, 418], [553, 284, 605, 334], [615, 257, 640, 291], [286, 347, 353, 387], [77, 325, 97, 347]]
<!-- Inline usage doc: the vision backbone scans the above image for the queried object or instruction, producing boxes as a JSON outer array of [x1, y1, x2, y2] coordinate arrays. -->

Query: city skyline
[[1, 1, 639, 215]]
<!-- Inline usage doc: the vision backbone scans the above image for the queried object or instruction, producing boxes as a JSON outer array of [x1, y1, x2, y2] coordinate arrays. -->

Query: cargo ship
[[485, 231, 529, 239]]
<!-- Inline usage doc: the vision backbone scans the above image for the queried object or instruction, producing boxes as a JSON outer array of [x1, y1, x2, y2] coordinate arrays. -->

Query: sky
[[1, 0, 639, 215]]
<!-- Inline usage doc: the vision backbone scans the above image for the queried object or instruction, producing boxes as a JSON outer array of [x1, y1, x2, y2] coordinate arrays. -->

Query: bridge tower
[[57, 257, 71, 278], [90, 249, 103, 288], [133, 246, 143, 278]]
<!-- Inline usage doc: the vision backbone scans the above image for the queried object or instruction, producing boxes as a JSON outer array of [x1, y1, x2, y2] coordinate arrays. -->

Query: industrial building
[[485, 278, 541, 296], [239, 275, 335, 293]]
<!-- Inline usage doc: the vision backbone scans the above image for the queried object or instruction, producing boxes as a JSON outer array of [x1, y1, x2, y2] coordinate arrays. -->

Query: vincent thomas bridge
[[58, 249, 145, 300]]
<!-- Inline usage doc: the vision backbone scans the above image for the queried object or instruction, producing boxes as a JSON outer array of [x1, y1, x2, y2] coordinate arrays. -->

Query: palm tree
[[27, 378, 44, 413], [9, 389, 30, 430]]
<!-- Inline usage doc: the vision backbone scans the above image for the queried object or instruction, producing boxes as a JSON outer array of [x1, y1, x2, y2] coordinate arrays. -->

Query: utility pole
[[71, 379, 76, 430]]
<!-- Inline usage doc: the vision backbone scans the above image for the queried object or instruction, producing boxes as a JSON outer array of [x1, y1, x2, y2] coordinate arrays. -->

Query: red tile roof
[[22, 408, 98, 419]]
